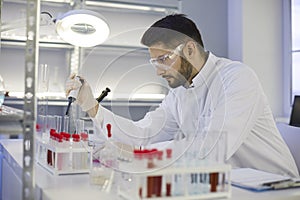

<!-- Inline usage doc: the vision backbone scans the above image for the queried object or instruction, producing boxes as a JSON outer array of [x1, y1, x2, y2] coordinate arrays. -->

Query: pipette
[[96, 87, 111, 102], [65, 77, 111, 115], [65, 76, 82, 116]]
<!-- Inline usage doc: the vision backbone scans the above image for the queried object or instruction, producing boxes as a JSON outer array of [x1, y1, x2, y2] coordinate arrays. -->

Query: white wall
[[0, 0, 287, 118], [184, 0, 285, 117], [228, 0, 284, 117], [182, 0, 228, 57]]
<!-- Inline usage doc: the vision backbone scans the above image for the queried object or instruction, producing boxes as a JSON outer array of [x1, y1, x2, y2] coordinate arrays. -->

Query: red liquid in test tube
[[165, 149, 172, 196]]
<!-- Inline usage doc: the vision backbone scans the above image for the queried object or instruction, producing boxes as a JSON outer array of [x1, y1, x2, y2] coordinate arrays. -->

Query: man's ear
[[184, 41, 196, 58], [188, 47, 192, 56]]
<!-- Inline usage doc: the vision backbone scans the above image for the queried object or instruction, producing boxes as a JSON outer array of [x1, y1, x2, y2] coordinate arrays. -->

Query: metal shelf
[[4, 97, 162, 107], [0, 0, 179, 199], [0, 105, 23, 135], [3, 0, 179, 14]]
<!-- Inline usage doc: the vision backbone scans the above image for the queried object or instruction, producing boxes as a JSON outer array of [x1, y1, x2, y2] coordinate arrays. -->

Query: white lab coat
[[92, 53, 299, 178]]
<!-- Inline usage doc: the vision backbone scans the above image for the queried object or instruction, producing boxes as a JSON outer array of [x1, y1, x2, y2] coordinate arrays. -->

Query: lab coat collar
[[189, 52, 218, 88]]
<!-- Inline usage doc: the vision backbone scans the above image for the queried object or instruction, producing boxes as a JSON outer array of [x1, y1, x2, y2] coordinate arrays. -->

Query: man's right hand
[[65, 74, 98, 114]]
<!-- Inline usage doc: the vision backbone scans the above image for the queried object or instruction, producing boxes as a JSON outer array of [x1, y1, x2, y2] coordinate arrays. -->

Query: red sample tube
[[47, 129, 56, 166], [210, 172, 219, 192], [165, 148, 172, 196]]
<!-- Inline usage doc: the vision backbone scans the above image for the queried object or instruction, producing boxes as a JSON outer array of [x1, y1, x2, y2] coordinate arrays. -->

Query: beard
[[165, 57, 193, 88]]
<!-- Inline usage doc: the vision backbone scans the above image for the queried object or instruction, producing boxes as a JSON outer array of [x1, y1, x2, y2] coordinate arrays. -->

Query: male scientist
[[66, 14, 299, 177]]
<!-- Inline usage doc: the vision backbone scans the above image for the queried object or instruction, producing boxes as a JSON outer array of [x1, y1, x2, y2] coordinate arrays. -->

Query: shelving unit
[[0, 105, 23, 136], [1, 0, 180, 101], [0, 0, 181, 199]]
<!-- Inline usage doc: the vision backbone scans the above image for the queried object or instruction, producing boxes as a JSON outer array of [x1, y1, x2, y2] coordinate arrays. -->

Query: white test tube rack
[[36, 138, 93, 175], [118, 163, 231, 200]]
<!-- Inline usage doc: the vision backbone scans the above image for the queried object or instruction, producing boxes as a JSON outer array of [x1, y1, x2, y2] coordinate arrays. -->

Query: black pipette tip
[[65, 97, 74, 116]]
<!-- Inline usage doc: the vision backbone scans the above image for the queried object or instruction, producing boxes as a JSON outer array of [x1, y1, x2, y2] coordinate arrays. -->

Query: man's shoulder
[[215, 57, 255, 78]]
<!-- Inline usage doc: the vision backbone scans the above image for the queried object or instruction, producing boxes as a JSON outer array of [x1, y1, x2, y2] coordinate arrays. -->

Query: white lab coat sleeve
[[91, 95, 179, 146], [203, 64, 265, 159]]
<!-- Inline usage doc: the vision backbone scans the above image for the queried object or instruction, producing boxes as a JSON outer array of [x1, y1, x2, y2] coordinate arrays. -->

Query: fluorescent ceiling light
[[85, 1, 176, 13], [55, 9, 110, 47]]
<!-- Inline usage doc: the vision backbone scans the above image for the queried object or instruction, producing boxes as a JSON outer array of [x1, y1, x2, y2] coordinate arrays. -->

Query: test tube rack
[[118, 164, 231, 200], [36, 138, 93, 175]]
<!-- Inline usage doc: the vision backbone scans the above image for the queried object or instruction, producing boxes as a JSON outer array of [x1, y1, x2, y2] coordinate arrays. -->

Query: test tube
[[76, 119, 85, 134], [210, 172, 218, 192], [165, 149, 172, 197], [134, 150, 146, 198], [80, 131, 89, 169], [63, 115, 69, 133], [36, 115, 46, 162], [56, 134, 63, 170], [154, 151, 163, 197], [36, 114, 44, 139], [38, 64, 49, 126], [47, 115, 56, 130], [219, 172, 226, 192], [72, 134, 82, 170], [46, 115, 56, 167], [43, 115, 55, 142], [55, 115, 62, 133], [172, 132, 184, 196], [39, 64, 49, 92], [199, 173, 210, 194], [146, 151, 155, 198], [61, 132, 71, 170]]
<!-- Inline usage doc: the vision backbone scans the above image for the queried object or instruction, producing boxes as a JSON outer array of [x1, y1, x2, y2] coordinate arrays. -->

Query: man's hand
[[65, 74, 99, 116]]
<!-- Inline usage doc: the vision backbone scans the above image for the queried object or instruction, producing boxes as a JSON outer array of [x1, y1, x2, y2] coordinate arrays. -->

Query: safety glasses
[[149, 43, 185, 70]]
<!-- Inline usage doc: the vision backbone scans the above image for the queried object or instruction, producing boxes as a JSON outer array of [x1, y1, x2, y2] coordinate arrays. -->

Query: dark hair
[[141, 14, 204, 49]]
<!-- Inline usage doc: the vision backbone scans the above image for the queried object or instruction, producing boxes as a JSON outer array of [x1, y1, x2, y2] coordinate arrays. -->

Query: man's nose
[[156, 67, 165, 76]]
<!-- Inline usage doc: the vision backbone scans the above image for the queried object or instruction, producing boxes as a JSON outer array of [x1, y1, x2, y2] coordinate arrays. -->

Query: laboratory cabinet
[[1, 140, 23, 200]]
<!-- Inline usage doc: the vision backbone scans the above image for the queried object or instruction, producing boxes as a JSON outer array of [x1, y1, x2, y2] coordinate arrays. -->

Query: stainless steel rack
[[0, 0, 180, 199]]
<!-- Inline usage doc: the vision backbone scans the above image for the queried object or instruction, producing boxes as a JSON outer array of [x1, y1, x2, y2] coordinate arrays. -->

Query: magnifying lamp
[[55, 10, 110, 47]]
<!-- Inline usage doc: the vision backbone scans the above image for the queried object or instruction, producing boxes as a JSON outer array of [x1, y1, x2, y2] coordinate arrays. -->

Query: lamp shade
[[55, 10, 109, 47]]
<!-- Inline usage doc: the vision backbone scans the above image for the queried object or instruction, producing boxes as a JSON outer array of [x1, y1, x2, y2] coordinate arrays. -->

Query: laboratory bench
[[1, 139, 300, 200]]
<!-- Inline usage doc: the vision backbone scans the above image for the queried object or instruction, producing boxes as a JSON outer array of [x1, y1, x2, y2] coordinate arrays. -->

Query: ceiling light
[[55, 9, 109, 47]]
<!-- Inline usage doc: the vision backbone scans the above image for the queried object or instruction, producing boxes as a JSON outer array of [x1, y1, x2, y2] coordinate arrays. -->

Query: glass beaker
[[90, 162, 114, 192]]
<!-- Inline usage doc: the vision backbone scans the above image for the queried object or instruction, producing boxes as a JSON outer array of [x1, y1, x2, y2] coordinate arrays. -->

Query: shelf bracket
[[23, 0, 40, 199]]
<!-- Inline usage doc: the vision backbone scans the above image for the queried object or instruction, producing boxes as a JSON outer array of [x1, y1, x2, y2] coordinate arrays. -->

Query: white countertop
[[1, 139, 300, 200]]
